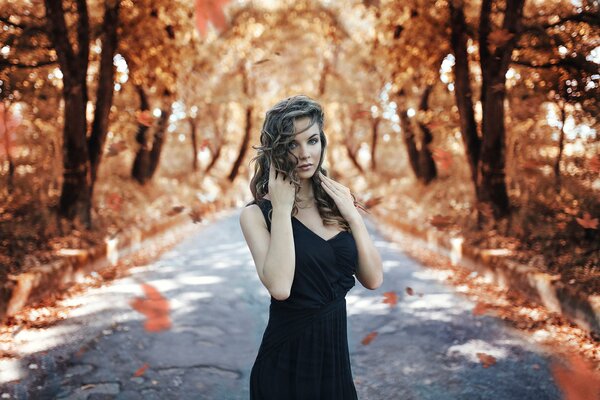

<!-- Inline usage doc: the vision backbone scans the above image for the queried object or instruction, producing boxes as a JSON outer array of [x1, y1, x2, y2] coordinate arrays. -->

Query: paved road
[[1, 208, 563, 399]]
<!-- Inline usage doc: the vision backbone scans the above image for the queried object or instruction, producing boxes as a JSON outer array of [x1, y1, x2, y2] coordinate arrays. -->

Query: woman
[[239, 95, 383, 399]]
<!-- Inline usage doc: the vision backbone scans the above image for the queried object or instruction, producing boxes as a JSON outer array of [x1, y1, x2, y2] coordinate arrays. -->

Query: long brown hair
[[246, 95, 361, 231]]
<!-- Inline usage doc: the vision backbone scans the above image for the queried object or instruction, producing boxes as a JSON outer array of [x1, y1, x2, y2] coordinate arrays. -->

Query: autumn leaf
[[195, 0, 230, 36], [129, 283, 172, 332], [254, 58, 271, 65], [189, 208, 203, 223], [488, 29, 514, 53], [576, 212, 598, 230], [363, 195, 383, 209], [472, 302, 489, 316], [382, 291, 398, 307], [133, 363, 149, 377], [431, 148, 453, 171], [105, 193, 123, 212], [552, 353, 600, 400], [361, 332, 378, 345], [429, 214, 453, 230], [136, 110, 154, 127], [588, 155, 600, 173], [106, 140, 127, 157], [477, 352, 497, 368], [167, 205, 185, 216], [405, 287, 414, 296]]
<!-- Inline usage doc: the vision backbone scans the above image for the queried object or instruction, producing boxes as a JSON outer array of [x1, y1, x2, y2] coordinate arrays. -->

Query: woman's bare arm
[[240, 205, 295, 300]]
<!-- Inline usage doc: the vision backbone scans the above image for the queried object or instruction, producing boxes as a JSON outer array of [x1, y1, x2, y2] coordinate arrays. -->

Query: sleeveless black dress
[[248, 198, 359, 400]]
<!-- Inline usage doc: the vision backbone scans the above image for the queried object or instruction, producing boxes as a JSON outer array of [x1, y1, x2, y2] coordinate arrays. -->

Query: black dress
[[248, 198, 359, 400]]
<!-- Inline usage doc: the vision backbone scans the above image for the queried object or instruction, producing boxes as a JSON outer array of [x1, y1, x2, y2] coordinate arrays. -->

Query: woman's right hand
[[268, 161, 296, 213]]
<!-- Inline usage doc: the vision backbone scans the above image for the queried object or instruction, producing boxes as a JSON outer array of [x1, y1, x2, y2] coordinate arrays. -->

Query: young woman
[[239, 95, 383, 399]]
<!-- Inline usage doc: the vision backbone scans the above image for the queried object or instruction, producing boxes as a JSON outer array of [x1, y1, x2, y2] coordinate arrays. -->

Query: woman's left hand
[[318, 171, 361, 223]]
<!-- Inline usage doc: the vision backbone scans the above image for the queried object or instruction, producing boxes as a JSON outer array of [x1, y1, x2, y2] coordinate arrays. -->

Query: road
[[0, 208, 563, 399]]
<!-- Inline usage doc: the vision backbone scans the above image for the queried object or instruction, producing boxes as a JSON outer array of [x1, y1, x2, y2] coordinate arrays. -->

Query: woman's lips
[[298, 164, 312, 171]]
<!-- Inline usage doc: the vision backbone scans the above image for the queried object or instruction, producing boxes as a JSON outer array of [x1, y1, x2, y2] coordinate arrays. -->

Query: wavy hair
[[246, 95, 362, 232]]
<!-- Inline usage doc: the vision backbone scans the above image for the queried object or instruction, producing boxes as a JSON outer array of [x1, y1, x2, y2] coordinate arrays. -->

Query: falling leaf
[[431, 148, 453, 171], [588, 155, 600, 173], [488, 29, 514, 53], [136, 110, 154, 127], [564, 207, 579, 216], [576, 212, 598, 230], [167, 205, 185, 216], [254, 58, 271, 65], [105, 193, 123, 212], [382, 291, 398, 307], [106, 140, 127, 157], [477, 352, 497, 368], [129, 283, 172, 332], [361, 332, 378, 345], [363, 195, 383, 209], [195, 0, 230, 36], [134, 363, 149, 377], [552, 353, 600, 400], [405, 287, 414, 296], [189, 208, 203, 223], [429, 214, 453, 230]]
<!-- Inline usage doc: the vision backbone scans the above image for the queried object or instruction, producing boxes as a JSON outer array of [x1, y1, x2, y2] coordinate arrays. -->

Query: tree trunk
[[189, 117, 198, 171], [554, 101, 566, 188], [416, 84, 437, 184], [449, 0, 480, 188], [131, 86, 152, 184], [370, 117, 380, 171], [227, 106, 252, 182], [147, 108, 171, 179], [45, 0, 93, 228], [477, 0, 524, 220], [89, 0, 120, 188], [396, 96, 420, 178]]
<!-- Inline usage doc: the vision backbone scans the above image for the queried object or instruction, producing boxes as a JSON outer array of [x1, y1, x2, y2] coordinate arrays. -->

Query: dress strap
[[254, 199, 272, 232]]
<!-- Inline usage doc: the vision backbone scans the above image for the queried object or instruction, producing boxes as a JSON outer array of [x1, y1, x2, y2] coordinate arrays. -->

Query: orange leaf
[[429, 214, 453, 230], [382, 291, 398, 307], [552, 353, 600, 400], [133, 363, 149, 377], [167, 205, 185, 216], [477, 352, 497, 368], [472, 302, 489, 316], [588, 155, 600, 173], [129, 283, 172, 332], [576, 212, 598, 230], [432, 148, 453, 171], [195, 0, 230, 36], [361, 332, 378, 345], [136, 110, 154, 127]]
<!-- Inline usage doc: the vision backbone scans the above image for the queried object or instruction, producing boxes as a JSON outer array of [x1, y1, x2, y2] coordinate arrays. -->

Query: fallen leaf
[[477, 352, 497, 368], [134, 362, 149, 377], [405, 287, 414, 296], [382, 291, 398, 307], [361, 332, 378, 345]]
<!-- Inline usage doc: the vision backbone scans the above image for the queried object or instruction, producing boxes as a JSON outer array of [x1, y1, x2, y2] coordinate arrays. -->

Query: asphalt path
[[0, 208, 563, 399]]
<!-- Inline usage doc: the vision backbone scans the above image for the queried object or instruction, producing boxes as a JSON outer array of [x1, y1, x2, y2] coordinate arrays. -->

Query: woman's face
[[288, 117, 322, 178]]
